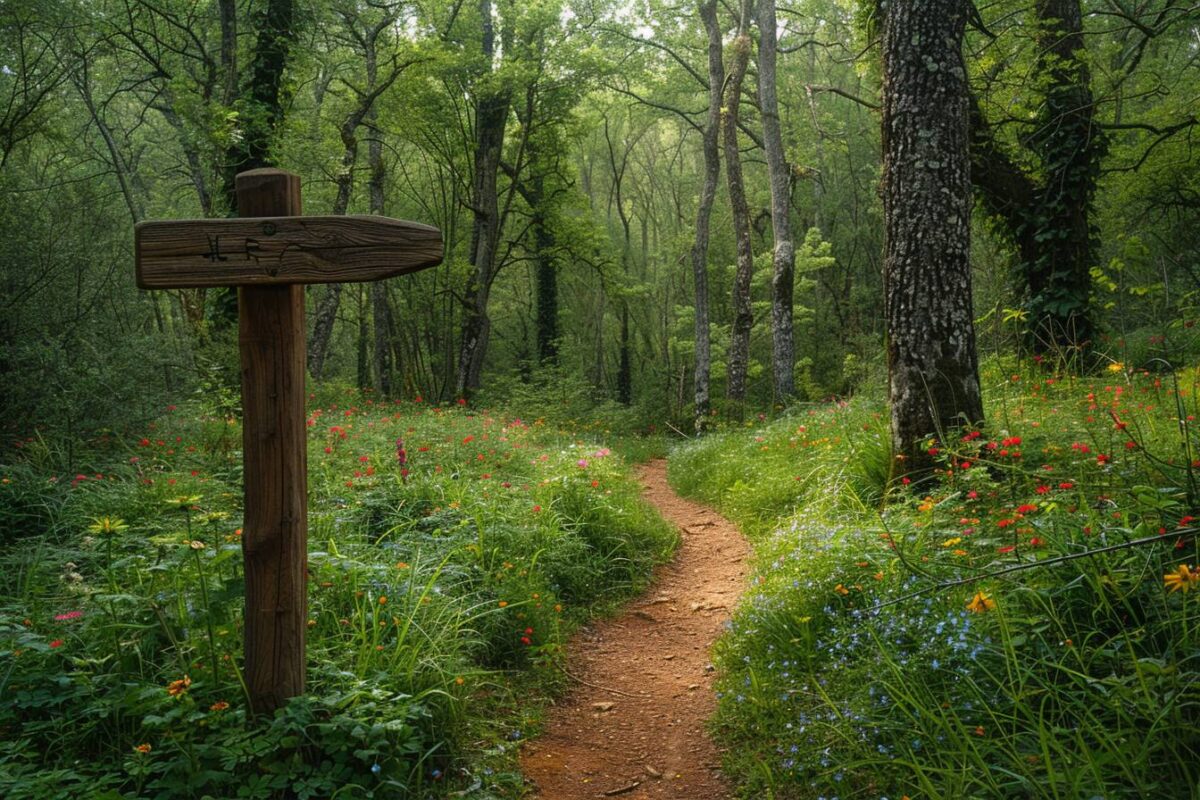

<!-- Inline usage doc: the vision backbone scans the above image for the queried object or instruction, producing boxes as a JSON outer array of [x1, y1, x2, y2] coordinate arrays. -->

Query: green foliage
[[671, 362, 1200, 798], [0, 389, 676, 798]]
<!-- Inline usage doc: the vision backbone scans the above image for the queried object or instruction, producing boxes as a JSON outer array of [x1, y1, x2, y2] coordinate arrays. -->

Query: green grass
[[669, 359, 1200, 799], [0, 388, 676, 799]]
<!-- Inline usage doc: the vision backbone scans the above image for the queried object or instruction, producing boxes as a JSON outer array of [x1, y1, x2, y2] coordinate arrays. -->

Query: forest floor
[[519, 460, 749, 799]]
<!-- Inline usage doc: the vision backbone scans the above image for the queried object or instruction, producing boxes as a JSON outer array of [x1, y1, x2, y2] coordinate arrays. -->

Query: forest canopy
[[0, 0, 1197, 436]]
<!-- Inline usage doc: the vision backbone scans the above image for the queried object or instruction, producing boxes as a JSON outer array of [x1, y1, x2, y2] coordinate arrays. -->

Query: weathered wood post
[[135, 168, 442, 715], [236, 169, 307, 712]]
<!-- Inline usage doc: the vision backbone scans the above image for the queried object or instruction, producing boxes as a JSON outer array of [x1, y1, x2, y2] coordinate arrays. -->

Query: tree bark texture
[[692, 0, 724, 431], [882, 0, 984, 477], [757, 0, 796, 402], [724, 1, 754, 406], [456, 0, 509, 396]]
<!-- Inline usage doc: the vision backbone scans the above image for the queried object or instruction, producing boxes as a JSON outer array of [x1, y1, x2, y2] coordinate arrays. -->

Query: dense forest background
[[2, 0, 1198, 442]]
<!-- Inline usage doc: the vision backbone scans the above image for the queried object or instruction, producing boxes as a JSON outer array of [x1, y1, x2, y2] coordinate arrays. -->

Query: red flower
[[49, 639, 64, 648], [998, 545, 1016, 553]]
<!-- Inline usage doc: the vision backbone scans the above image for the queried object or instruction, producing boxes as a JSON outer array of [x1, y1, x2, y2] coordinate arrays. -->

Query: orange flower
[[134, 743, 152, 754], [209, 700, 230, 712], [966, 592, 996, 613], [834, 584, 850, 596], [166, 675, 192, 697]]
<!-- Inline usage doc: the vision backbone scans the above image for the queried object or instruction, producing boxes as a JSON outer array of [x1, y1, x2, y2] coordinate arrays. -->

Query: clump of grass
[[671, 361, 1200, 799], [0, 388, 676, 799]]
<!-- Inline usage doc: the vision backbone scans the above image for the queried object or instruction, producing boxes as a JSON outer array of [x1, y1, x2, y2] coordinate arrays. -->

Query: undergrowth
[[0, 387, 676, 799], [670, 359, 1200, 799]]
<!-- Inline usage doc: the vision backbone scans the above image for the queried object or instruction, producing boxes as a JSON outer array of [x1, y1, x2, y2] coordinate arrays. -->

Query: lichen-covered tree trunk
[[724, 1, 754, 408], [757, 0, 796, 403], [882, 0, 984, 479], [692, 0, 724, 432]]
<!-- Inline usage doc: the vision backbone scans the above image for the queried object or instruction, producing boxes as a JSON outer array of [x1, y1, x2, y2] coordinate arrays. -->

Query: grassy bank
[[670, 362, 1200, 799], [0, 388, 676, 799]]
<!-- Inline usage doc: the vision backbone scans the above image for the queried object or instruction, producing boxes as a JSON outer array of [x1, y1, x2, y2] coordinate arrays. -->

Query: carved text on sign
[[135, 215, 443, 289]]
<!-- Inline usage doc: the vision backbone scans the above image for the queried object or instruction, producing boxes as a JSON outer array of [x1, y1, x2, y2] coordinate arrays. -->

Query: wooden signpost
[[135, 169, 443, 714]]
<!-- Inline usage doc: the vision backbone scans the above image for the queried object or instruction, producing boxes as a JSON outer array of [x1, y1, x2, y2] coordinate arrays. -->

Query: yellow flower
[[1164, 564, 1198, 593], [966, 591, 996, 613], [1107, 362, 1125, 373], [941, 537, 963, 548], [87, 516, 128, 535]]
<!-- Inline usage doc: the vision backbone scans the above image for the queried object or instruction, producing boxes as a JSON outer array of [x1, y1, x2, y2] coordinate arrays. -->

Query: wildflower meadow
[[671, 359, 1200, 799], [0, 388, 675, 799]]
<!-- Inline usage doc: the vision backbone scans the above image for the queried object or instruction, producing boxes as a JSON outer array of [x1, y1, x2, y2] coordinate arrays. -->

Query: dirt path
[[520, 460, 749, 799]]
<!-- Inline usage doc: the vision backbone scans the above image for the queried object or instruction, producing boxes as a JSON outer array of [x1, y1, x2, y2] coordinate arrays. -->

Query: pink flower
[[54, 611, 83, 622], [576, 459, 589, 468]]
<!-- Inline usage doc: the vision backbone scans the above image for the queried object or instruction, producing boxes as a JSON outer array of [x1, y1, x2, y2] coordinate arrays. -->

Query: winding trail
[[520, 460, 749, 799]]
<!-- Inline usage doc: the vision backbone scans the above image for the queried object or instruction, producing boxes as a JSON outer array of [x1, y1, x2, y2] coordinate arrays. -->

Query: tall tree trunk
[[618, 303, 632, 405], [456, 0, 509, 397], [882, 0, 984, 479], [1025, 0, 1101, 356], [307, 23, 407, 380], [218, 0, 237, 106], [306, 103, 362, 379], [692, 0, 724, 432], [356, 285, 370, 389], [368, 102, 392, 395], [759, 0, 796, 403], [220, 0, 296, 211], [724, 0, 754, 407], [532, 168, 558, 366]]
